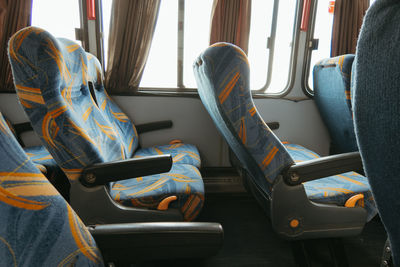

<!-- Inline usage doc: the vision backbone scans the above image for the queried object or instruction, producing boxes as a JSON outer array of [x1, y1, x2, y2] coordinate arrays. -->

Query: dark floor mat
[[133, 193, 386, 267], [197, 193, 296, 267], [198, 193, 386, 267]]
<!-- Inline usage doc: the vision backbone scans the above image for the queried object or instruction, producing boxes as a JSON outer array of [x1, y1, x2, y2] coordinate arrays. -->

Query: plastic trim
[[271, 176, 367, 240], [81, 155, 173, 187], [283, 151, 363, 186], [136, 120, 173, 134], [90, 222, 224, 262]]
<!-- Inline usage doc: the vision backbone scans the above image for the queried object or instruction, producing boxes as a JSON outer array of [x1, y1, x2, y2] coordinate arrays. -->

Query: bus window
[[307, 0, 334, 91], [31, 0, 81, 44], [256, 0, 297, 94], [102, 0, 299, 95], [182, 0, 215, 89], [306, 0, 376, 92], [248, 0, 274, 91], [140, 0, 179, 88]]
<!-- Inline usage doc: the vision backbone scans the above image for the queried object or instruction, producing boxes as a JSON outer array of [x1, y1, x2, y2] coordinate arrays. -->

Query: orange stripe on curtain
[[209, 0, 251, 55]]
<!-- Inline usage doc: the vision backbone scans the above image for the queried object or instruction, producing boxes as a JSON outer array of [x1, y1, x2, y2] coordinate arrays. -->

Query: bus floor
[[132, 192, 386, 267]]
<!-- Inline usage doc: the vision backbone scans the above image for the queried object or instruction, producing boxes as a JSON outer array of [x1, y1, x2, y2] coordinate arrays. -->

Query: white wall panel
[[0, 92, 330, 167]]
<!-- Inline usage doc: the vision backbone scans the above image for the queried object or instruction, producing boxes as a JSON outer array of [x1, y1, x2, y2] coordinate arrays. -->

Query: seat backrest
[[193, 43, 294, 196], [0, 112, 103, 266], [313, 54, 358, 153], [8, 26, 138, 182], [86, 55, 139, 159], [353, 0, 400, 265]]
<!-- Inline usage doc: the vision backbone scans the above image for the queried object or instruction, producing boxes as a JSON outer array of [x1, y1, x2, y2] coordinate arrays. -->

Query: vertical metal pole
[[264, 0, 280, 89], [177, 0, 185, 88]]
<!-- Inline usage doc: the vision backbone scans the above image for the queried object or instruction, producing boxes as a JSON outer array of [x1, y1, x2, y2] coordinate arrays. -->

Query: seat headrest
[[9, 27, 125, 182], [194, 43, 294, 194]]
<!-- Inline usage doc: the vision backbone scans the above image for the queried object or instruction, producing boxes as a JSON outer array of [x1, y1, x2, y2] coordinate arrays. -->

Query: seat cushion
[[134, 143, 201, 168], [109, 164, 204, 221], [283, 142, 377, 220], [24, 145, 70, 200], [25, 145, 55, 170], [24, 146, 64, 179]]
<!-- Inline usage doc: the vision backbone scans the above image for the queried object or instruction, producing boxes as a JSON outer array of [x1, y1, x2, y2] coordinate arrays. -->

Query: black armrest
[[136, 120, 173, 134], [283, 152, 363, 186], [80, 155, 172, 187], [267, 122, 279, 130], [89, 222, 223, 263]]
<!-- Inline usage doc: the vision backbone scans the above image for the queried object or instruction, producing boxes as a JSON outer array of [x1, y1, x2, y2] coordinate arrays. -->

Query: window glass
[[307, 0, 334, 90], [102, 0, 113, 67], [31, 0, 81, 44], [102, 0, 298, 94], [102, 0, 178, 87], [307, 0, 376, 91], [268, 0, 296, 93], [183, 0, 213, 88], [248, 0, 274, 90], [140, 1, 178, 88]]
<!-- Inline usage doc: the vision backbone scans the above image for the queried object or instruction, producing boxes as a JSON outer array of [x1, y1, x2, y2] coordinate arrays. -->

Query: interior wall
[[114, 96, 330, 167], [0, 93, 330, 167]]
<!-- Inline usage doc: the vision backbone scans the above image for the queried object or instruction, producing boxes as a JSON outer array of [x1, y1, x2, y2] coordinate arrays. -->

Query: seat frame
[[71, 182, 182, 224], [193, 43, 370, 240]]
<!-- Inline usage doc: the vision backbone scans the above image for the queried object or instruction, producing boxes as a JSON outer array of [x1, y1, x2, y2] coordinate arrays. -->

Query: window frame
[[301, 0, 318, 98], [252, 0, 303, 98], [97, 0, 303, 98]]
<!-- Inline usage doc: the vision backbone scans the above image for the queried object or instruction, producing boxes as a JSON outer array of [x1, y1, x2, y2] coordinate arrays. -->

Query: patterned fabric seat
[[3, 114, 59, 173], [193, 43, 377, 232], [24, 145, 55, 171], [313, 55, 358, 153], [0, 113, 103, 266], [88, 62, 201, 168], [284, 143, 375, 220], [110, 164, 204, 221], [24, 145, 70, 199], [8, 27, 204, 222], [2, 114, 70, 199]]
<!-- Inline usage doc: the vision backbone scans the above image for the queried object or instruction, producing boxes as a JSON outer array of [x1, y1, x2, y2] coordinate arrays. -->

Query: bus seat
[[85, 57, 201, 168], [1, 113, 70, 200], [353, 0, 400, 265], [0, 113, 223, 265], [313, 54, 358, 154], [8, 27, 204, 224], [193, 43, 377, 240], [0, 113, 104, 266]]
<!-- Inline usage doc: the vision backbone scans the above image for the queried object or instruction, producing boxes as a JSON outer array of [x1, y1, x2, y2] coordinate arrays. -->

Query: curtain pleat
[[210, 0, 251, 54], [331, 0, 369, 57], [105, 0, 160, 93], [0, 0, 32, 92]]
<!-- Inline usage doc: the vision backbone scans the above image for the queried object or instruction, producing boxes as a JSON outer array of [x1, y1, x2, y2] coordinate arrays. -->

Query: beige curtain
[[331, 0, 369, 57], [0, 0, 32, 92], [209, 0, 251, 54], [105, 0, 160, 93]]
